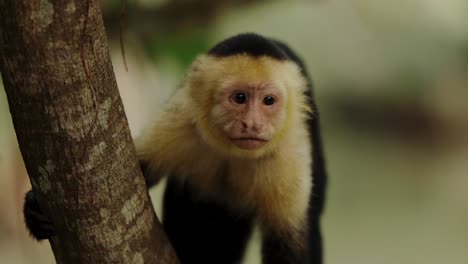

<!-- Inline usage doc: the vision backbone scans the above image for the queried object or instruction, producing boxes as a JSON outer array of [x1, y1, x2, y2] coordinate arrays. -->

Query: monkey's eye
[[263, 96, 275, 106], [233, 92, 247, 104]]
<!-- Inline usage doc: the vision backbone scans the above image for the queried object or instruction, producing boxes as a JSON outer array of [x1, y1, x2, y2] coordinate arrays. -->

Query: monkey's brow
[[227, 82, 276, 91]]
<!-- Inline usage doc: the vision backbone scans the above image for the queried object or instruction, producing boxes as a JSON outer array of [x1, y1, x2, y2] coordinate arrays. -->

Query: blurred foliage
[[142, 30, 212, 68]]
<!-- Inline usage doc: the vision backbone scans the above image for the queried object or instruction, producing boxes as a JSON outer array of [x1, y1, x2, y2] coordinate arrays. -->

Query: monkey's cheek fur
[[230, 138, 268, 150]]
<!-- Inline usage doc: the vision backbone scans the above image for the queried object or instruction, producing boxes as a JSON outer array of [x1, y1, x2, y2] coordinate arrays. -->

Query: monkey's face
[[189, 55, 306, 158], [209, 83, 287, 153]]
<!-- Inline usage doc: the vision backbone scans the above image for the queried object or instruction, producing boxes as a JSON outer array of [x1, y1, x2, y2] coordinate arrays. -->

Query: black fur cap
[[208, 33, 288, 60]]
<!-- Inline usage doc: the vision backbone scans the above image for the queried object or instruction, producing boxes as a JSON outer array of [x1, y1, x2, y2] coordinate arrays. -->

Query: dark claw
[[24, 190, 55, 240]]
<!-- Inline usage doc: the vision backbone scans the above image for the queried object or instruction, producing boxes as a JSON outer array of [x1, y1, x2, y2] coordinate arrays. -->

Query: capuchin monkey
[[23, 33, 327, 264]]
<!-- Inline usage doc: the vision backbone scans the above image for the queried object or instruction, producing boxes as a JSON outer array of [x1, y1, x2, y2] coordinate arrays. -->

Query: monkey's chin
[[230, 138, 267, 150]]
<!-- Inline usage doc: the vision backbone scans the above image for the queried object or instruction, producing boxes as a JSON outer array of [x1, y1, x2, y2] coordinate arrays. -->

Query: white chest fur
[[241, 223, 262, 264]]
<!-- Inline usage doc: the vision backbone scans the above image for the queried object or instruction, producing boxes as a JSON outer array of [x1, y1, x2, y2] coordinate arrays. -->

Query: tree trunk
[[0, 0, 178, 263]]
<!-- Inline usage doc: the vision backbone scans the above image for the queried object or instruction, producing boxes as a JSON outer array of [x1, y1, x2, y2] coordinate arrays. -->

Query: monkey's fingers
[[23, 190, 56, 240]]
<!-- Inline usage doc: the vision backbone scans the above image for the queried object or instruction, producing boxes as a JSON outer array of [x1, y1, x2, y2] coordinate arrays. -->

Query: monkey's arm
[[262, 216, 324, 264], [256, 149, 317, 264], [136, 102, 200, 187], [262, 228, 310, 264]]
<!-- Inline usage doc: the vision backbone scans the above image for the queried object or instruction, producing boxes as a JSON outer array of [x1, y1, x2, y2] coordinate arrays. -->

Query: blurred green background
[[1, 0, 468, 263]]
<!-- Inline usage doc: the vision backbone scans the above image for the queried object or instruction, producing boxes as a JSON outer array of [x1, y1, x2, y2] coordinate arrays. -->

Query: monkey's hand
[[23, 190, 55, 240]]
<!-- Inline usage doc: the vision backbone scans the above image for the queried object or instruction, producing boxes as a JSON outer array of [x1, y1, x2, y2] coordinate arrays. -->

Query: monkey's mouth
[[230, 137, 268, 150]]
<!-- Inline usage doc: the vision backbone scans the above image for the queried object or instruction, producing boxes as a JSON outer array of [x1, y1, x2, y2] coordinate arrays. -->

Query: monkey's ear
[[24, 190, 56, 240]]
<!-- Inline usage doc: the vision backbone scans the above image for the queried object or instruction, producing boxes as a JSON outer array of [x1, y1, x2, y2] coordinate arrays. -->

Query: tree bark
[[0, 1, 178, 263]]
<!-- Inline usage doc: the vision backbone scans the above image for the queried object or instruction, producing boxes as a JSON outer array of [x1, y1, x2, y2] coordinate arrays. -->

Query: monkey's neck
[[189, 124, 311, 214]]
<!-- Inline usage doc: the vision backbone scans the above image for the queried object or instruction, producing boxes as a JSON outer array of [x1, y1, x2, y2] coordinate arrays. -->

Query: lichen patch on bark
[[132, 252, 144, 264], [76, 141, 107, 173], [65, 1, 76, 14], [89, 141, 107, 164], [125, 207, 154, 239], [97, 98, 112, 129], [100, 208, 110, 220], [121, 194, 144, 224], [37, 160, 56, 193], [100, 225, 124, 247], [30, 0, 54, 31]]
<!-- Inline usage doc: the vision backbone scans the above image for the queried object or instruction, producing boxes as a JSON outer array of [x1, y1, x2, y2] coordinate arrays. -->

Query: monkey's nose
[[241, 120, 262, 133]]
